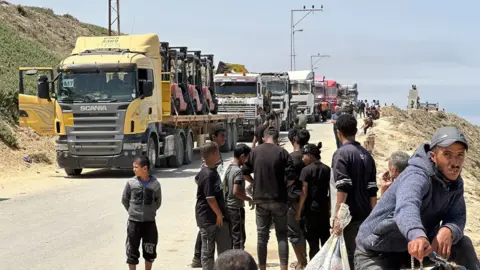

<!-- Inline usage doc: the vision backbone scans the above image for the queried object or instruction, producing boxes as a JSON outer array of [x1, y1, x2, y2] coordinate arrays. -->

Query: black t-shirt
[[242, 143, 294, 203], [332, 141, 378, 222], [299, 161, 331, 218], [288, 151, 305, 204], [254, 124, 267, 145], [195, 167, 227, 227]]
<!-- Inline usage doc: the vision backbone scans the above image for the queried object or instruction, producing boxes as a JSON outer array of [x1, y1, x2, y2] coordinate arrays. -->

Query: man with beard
[[355, 127, 480, 269]]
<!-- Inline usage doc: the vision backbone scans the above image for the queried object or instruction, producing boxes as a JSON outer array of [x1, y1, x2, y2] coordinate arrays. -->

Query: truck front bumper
[[56, 149, 143, 169]]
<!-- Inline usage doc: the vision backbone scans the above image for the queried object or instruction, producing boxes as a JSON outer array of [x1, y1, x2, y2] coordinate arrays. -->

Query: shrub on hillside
[[0, 120, 18, 149]]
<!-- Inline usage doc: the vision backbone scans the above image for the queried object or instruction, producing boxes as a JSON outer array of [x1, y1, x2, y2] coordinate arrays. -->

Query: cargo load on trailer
[[18, 34, 244, 176]]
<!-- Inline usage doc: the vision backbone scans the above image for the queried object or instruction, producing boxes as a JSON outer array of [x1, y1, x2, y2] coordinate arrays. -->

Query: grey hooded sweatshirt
[[356, 144, 466, 253], [122, 176, 162, 222]]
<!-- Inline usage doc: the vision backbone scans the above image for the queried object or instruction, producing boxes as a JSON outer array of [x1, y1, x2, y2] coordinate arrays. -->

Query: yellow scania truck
[[18, 34, 243, 176]]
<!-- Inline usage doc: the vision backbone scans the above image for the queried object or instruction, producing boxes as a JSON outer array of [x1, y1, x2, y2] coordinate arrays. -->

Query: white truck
[[288, 70, 315, 122], [260, 72, 296, 131], [214, 72, 266, 138]]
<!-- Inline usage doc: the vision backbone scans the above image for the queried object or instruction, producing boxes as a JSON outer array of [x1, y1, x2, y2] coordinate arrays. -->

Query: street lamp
[[292, 29, 304, 68], [290, 5, 324, 70], [310, 53, 330, 70]]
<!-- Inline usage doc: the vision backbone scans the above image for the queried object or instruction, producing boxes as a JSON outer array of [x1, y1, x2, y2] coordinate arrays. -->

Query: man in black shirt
[[331, 114, 378, 269], [195, 142, 231, 270], [286, 127, 310, 269], [242, 127, 294, 270], [296, 143, 331, 259], [252, 113, 275, 147]]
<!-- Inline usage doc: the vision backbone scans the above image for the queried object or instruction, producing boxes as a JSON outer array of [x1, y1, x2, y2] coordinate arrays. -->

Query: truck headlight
[[123, 143, 145, 150], [55, 143, 68, 151]]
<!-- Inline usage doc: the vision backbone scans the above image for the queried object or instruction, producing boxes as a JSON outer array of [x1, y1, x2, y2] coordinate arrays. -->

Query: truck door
[[18, 68, 56, 135]]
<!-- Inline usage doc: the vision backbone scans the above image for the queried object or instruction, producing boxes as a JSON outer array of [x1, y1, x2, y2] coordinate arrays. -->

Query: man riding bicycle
[[354, 127, 480, 270]]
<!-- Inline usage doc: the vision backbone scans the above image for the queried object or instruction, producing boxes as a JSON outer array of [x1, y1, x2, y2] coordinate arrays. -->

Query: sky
[[11, 0, 480, 124]]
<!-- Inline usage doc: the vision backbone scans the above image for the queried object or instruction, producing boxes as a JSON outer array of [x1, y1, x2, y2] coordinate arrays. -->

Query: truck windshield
[[265, 80, 287, 94], [314, 86, 325, 97], [291, 82, 311, 94], [215, 81, 257, 95], [57, 71, 136, 102], [326, 86, 338, 97]]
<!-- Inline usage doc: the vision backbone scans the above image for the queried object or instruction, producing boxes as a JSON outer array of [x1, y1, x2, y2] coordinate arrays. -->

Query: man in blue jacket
[[354, 127, 480, 269]]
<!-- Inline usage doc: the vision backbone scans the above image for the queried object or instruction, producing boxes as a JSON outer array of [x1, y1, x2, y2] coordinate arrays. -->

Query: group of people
[[120, 108, 480, 269]]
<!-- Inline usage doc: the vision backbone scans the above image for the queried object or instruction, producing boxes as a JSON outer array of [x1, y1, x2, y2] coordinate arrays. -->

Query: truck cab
[[260, 72, 295, 130], [214, 72, 264, 135], [313, 75, 326, 121], [324, 79, 339, 112], [287, 70, 315, 122]]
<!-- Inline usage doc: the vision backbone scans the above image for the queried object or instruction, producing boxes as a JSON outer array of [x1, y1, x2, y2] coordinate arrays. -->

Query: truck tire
[[220, 124, 232, 153], [231, 123, 238, 150], [183, 132, 193, 165], [147, 135, 158, 172], [65, 168, 82, 176], [168, 134, 184, 167]]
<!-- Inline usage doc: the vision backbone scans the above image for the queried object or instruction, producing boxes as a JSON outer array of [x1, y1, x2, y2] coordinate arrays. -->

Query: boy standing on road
[[331, 114, 378, 269], [296, 143, 331, 259], [243, 127, 294, 270], [286, 127, 310, 269], [223, 143, 253, 250], [191, 126, 227, 268], [122, 156, 162, 270], [196, 142, 231, 270]]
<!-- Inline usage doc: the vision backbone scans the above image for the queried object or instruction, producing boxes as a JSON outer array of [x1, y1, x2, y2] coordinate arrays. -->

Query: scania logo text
[[80, 105, 108, 111]]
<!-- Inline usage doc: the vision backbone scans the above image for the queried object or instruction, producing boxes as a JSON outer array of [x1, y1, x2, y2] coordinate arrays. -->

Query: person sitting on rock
[[354, 127, 480, 269]]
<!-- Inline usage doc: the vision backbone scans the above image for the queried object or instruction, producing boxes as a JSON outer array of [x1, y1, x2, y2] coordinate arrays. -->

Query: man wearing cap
[[354, 127, 480, 269]]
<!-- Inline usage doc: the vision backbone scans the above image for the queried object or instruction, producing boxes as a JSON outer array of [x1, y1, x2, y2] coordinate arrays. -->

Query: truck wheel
[[183, 132, 193, 165], [168, 134, 184, 167], [220, 124, 232, 153], [231, 123, 238, 150], [147, 136, 158, 172], [65, 168, 82, 176]]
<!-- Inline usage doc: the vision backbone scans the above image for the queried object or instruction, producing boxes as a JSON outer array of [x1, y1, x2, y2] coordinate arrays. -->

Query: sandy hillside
[[360, 106, 480, 253]]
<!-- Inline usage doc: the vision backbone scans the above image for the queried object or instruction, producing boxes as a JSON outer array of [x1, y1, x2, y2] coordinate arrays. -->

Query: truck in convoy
[[288, 70, 315, 122], [324, 79, 339, 112], [337, 83, 359, 107], [18, 34, 243, 176], [313, 75, 326, 121], [260, 72, 296, 130], [213, 71, 277, 138]]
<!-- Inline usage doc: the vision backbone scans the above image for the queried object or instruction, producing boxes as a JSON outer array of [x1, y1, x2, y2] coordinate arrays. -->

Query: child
[[296, 143, 331, 260], [122, 156, 162, 270], [223, 143, 253, 250], [195, 142, 231, 270], [191, 126, 227, 268]]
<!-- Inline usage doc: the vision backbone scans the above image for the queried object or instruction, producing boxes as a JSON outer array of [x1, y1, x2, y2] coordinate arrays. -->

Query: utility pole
[[310, 53, 330, 70], [108, 0, 120, 36], [290, 5, 323, 71]]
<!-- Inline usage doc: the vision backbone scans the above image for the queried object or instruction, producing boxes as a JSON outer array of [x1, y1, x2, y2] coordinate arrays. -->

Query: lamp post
[[292, 29, 304, 71], [310, 53, 330, 70], [290, 5, 324, 70]]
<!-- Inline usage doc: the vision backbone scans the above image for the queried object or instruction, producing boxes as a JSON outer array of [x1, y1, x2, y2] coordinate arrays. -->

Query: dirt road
[[0, 122, 338, 270]]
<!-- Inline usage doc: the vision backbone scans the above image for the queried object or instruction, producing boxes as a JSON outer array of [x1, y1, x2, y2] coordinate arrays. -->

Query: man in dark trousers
[[242, 127, 294, 270], [286, 127, 310, 269], [331, 114, 378, 269], [330, 106, 342, 149]]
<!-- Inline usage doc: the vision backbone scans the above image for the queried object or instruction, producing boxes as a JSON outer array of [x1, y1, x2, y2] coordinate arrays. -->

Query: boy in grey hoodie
[[122, 156, 162, 270], [355, 127, 480, 269]]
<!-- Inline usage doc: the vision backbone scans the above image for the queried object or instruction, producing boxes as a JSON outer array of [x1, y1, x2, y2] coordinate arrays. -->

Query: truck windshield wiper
[[59, 97, 87, 103], [95, 98, 118, 103]]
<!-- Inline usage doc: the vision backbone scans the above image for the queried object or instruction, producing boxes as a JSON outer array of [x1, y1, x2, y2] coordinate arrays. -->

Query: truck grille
[[69, 111, 124, 156], [218, 104, 256, 119]]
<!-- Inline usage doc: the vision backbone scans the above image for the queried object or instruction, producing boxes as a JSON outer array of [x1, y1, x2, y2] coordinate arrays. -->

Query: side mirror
[[142, 81, 153, 97], [37, 75, 50, 99]]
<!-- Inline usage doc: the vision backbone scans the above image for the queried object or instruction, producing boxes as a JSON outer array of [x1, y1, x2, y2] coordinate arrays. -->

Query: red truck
[[314, 77, 339, 119]]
